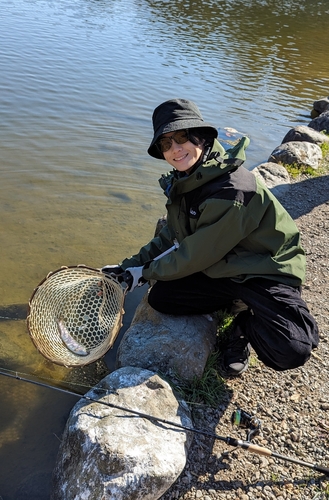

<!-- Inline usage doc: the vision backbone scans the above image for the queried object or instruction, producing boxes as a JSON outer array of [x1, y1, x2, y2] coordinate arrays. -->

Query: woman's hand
[[123, 266, 147, 292], [101, 265, 125, 283]]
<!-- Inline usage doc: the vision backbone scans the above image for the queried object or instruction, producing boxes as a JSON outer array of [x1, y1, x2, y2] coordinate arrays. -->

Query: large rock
[[51, 367, 193, 500], [252, 162, 290, 199], [281, 125, 329, 145], [313, 97, 329, 115], [116, 293, 218, 381], [268, 141, 322, 169], [308, 110, 329, 134]]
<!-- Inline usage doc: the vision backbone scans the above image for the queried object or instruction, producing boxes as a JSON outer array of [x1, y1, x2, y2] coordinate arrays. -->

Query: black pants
[[148, 273, 319, 371]]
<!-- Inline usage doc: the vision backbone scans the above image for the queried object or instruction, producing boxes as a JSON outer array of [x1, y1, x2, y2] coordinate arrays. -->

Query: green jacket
[[121, 138, 306, 286]]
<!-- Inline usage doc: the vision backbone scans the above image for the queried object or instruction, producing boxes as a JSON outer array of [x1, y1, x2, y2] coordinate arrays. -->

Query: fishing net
[[27, 266, 126, 367]]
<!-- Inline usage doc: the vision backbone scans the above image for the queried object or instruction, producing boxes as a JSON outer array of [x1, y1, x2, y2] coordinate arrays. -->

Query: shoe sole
[[217, 357, 249, 378]]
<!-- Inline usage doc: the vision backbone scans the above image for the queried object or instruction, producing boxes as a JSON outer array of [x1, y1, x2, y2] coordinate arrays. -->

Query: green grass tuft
[[215, 309, 235, 349], [320, 140, 329, 159], [283, 162, 321, 178], [168, 350, 227, 408], [164, 310, 258, 409]]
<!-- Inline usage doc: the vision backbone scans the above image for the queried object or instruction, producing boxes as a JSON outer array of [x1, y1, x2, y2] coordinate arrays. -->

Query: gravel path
[[161, 172, 329, 500]]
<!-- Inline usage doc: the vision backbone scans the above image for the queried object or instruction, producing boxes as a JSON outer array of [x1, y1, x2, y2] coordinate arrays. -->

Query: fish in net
[[27, 266, 126, 367]]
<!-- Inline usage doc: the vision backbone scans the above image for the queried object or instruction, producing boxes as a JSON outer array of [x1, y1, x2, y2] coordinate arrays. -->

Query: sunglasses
[[156, 129, 189, 153]]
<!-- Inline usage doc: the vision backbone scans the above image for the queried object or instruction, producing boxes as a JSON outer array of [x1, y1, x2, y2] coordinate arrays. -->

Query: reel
[[231, 408, 262, 442]]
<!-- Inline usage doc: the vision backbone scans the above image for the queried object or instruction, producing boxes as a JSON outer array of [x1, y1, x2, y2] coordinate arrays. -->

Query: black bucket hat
[[148, 98, 218, 159]]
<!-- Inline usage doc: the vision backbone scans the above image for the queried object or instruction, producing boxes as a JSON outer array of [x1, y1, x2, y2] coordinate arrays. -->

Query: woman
[[103, 98, 319, 376]]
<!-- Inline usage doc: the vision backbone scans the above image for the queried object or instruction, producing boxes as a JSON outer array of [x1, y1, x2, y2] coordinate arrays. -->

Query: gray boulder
[[308, 110, 329, 134], [268, 141, 322, 169], [253, 162, 290, 199], [51, 367, 193, 500], [116, 293, 218, 381], [281, 125, 329, 145]]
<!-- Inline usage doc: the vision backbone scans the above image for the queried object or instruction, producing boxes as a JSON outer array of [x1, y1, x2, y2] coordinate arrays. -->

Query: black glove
[[101, 265, 125, 283]]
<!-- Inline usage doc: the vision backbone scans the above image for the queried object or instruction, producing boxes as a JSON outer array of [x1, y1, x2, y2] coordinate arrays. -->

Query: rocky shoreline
[[160, 102, 329, 500]]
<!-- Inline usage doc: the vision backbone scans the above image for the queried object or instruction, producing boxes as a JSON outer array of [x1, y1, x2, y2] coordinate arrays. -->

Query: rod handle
[[227, 437, 273, 456], [314, 464, 329, 476], [245, 443, 272, 456]]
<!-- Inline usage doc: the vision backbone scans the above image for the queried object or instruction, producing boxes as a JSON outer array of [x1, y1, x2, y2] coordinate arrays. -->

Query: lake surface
[[0, 0, 328, 497]]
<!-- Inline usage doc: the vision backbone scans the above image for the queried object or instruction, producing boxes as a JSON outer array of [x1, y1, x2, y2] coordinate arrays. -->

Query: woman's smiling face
[[162, 131, 204, 174]]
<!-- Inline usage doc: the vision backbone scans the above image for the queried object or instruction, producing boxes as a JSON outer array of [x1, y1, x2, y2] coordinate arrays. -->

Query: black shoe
[[220, 311, 252, 376]]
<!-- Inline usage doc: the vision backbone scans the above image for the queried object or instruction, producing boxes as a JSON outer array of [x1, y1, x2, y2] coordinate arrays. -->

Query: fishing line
[[1, 368, 329, 477], [0, 367, 101, 392]]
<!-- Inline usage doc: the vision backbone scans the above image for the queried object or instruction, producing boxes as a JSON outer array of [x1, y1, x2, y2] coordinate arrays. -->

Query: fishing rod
[[1, 369, 329, 477]]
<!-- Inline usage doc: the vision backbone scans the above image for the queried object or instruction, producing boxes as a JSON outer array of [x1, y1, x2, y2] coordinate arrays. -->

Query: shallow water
[[0, 0, 328, 497]]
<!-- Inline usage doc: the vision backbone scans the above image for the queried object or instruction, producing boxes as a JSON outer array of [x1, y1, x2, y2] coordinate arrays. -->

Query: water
[[0, 0, 328, 497]]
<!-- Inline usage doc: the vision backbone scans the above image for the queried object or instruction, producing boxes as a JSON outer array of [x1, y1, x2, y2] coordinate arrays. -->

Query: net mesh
[[27, 266, 125, 367]]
